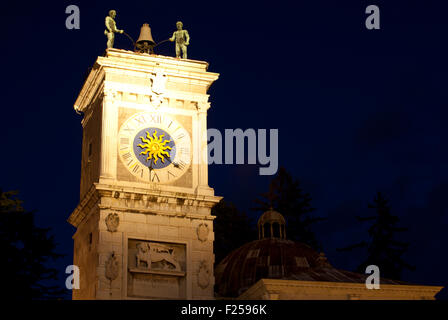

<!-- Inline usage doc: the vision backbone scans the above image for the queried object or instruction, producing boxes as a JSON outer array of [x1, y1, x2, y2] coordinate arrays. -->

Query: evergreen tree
[[0, 189, 63, 299], [253, 167, 324, 250], [212, 200, 256, 265], [339, 192, 414, 280]]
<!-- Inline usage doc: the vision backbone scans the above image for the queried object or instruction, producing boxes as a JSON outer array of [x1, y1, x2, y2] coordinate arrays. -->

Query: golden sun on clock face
[[118, 112, 191, 183]]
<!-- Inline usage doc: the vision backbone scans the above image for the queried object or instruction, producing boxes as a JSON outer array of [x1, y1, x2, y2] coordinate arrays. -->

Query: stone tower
[[68, 48, 221, 299]]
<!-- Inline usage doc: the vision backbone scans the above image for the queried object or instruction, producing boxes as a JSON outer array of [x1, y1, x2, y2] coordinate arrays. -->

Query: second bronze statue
[[169, 21, 190, 59]]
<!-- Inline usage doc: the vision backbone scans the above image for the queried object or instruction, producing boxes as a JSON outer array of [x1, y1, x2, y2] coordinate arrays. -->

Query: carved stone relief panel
[[105, 213, 119, 232], [130, 240, 185, 272], [196, 223, 209, 242], [127, 239, 187, 299], [197, 260, 210, 289], [105, 252, 119, 281]]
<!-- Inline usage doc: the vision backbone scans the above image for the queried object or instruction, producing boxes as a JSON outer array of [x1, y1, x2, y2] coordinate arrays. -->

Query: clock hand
[[165, 155, 179, 168], [148, 158, 153, 180]]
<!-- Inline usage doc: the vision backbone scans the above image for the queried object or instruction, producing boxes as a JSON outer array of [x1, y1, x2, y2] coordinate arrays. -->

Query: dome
[[215, 238, 331, 297], [215, 208, 419, 298]]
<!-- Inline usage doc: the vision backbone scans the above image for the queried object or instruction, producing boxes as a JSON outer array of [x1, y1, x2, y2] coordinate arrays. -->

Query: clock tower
[[68, 48, 221, 299]]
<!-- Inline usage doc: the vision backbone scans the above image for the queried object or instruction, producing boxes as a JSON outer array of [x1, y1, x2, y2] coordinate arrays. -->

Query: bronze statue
[[169, 21, 190, 59], [104, 10, 124, 48]]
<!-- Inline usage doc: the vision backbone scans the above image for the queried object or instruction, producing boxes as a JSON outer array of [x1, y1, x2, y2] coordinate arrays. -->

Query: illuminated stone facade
[[68, 49, 221, 299], [238, 279, 443, 300]]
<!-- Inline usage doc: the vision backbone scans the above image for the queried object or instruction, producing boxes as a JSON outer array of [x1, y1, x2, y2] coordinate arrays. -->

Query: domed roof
[[215, 238, 407, 298], [215, 208, 408, 298], [215, 238, 332, 297]]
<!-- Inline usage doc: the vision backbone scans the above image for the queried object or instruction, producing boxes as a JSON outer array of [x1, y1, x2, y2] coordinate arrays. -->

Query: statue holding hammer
[[104, 10, 124, 49]]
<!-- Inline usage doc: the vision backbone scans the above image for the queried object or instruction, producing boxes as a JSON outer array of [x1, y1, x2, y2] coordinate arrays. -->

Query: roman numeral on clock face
[[178, 147, 190, 156], [134, 114, 147, 125], [167, 171, 176, 180], [149, 114, 161, 123], [122, 152, 134, 166], [132, 164, 144, 178], [150, 170, 160, 182], [120, 137, 130, 150], [123, 125, 134, 133], [175, 133, 185, 140], [122, 152, 132, 160]]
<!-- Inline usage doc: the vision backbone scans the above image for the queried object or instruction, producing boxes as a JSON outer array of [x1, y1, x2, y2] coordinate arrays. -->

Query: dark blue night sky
[[1, 0, 447, 298]]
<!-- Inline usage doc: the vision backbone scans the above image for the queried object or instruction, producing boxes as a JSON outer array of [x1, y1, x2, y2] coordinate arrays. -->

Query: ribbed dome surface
[[215, 238, 408, 297], [215, 238, 325, 297]]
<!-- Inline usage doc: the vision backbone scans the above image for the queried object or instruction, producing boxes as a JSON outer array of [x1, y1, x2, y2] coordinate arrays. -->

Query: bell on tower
[[135, 23, 156, 54]]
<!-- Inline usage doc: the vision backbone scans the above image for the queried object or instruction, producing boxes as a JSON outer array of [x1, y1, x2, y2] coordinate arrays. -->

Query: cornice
[[67, 183, 222, 228], [67, 184, 100, 227], [95, 183, 222, 206], [74, 63, 105, 113], [74, 50, 219, 114], [246, 278, 444, 296]]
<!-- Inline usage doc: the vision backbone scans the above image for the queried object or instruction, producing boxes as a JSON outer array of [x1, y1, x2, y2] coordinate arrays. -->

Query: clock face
[[118, 112, 191, 183]]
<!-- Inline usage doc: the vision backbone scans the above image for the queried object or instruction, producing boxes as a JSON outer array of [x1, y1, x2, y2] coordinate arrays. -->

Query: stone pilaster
[[196, 102, 213, 195], [99, 87, 118, 180]]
